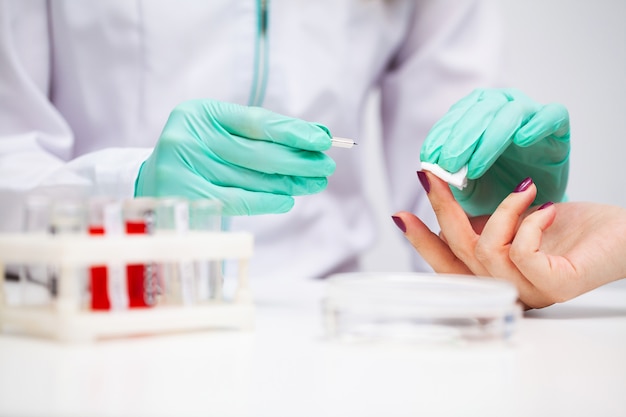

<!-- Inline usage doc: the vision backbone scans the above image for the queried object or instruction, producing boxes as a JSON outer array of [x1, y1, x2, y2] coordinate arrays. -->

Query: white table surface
[[1, 276, 625, 417]]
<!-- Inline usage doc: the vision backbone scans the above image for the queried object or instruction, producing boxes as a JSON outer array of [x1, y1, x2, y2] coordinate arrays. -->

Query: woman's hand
[[392, 171, 626, 309]]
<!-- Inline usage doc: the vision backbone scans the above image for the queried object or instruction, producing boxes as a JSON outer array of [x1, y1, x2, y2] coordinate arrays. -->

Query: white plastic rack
[[0, 231, 254, 343]]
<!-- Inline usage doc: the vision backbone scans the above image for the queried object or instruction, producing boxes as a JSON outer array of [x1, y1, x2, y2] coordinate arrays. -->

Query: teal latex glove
[[135, 100, 336, 215], [420, 88, 570, 216]]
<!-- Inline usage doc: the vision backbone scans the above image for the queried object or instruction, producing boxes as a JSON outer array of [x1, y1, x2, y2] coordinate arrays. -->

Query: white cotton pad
[[420, 162, 468, 190]]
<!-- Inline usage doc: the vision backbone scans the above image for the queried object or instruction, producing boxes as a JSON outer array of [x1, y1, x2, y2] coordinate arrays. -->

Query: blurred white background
[[361, 0, 626, 272]]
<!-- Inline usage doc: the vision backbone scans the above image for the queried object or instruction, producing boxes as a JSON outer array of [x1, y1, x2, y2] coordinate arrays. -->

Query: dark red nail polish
[[513, 177, 533, 193], [538, 201, 554, 210], [391, 215, 406, 233], [417, 171, 430, 194]]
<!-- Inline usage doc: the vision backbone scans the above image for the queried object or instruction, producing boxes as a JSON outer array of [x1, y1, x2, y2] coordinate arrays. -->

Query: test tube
[[49, 198, 88, 310], [155, 197, 194, 305], [189, 199, 223, 302], [88, 197, 127, 311], [49, 199, 87, 235], [19, 195, 53, 305], [123, 197, 158, 308]]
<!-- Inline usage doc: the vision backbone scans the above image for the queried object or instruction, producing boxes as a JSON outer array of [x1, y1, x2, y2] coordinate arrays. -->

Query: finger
[[438, 93, 509, 173], [476, 177, 537, 265], [420, 89, 484, 163], [151, 172, 296, 215], [509, 203, 559, 283], [466, 99, 538, 178], [218, 104, 333, 151], [392, 211, 472, 274], [156, 126, 334, 193], [514, 103, 570, 146], [474, 178, 563, 308], [209, 133, 336, 177], [176, 154, 330, 196], [419, 170, 487, 274], [473, 178, 549, 301], [509, 203, 564, 308], [177, 100, 333, 151], [511, 204, 557, 266]]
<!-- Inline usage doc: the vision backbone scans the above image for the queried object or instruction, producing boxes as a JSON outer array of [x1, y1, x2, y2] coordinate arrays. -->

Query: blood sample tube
[[88, 197, 125, 311], [122, 198, 158, 308]]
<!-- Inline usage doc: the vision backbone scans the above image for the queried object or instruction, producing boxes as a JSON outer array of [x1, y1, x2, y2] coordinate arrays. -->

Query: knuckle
[[449, 239, 478, 264], [247, 106, 268, 123], [156, 132, 179, 149], [432, 205, 446, 219], [473, 240, 493, 264], [172, 100, 196, 114]]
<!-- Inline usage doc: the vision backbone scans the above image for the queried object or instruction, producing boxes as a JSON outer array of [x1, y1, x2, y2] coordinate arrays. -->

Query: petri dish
[[322, 272, 521, 345]]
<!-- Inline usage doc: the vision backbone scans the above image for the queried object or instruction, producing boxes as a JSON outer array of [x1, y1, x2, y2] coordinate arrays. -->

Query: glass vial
[[189, 199, 223, 302], [19, 195, 53, 306], [122, 197, 158, 308], [155, 197, 193, 306], [88, 197, 126, 311]]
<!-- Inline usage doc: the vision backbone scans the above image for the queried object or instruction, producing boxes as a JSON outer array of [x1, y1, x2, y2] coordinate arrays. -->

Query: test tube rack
[[0, 231, 254, 343]]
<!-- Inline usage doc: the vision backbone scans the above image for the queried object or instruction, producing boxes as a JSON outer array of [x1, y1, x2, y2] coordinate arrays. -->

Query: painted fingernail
[[417, 171, 430, 194], [538, 201, 554, 210], [391, 215, 406, 233], [513, 177, 533, 193]]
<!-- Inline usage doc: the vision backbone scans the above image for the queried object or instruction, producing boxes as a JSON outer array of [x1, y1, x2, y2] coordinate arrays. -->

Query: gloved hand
[[135, 100, 336, 215], [420, 88, 570, 216]]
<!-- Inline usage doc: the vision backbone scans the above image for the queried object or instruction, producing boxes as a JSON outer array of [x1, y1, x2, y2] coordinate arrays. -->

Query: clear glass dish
[[322, 273, 521, 345]]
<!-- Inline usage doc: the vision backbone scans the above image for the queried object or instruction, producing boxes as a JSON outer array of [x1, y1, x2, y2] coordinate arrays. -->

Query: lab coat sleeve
[[0, 1, 150, 232], [379, 0, 504, 270]]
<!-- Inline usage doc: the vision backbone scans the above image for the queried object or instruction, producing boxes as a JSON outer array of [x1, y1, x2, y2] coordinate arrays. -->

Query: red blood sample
[[89, 225, 110, 310], [125, 220, 157, 308]]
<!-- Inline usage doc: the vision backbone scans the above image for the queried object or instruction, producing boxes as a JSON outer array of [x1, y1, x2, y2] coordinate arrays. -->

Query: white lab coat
[[0, 0, 503, 280]]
